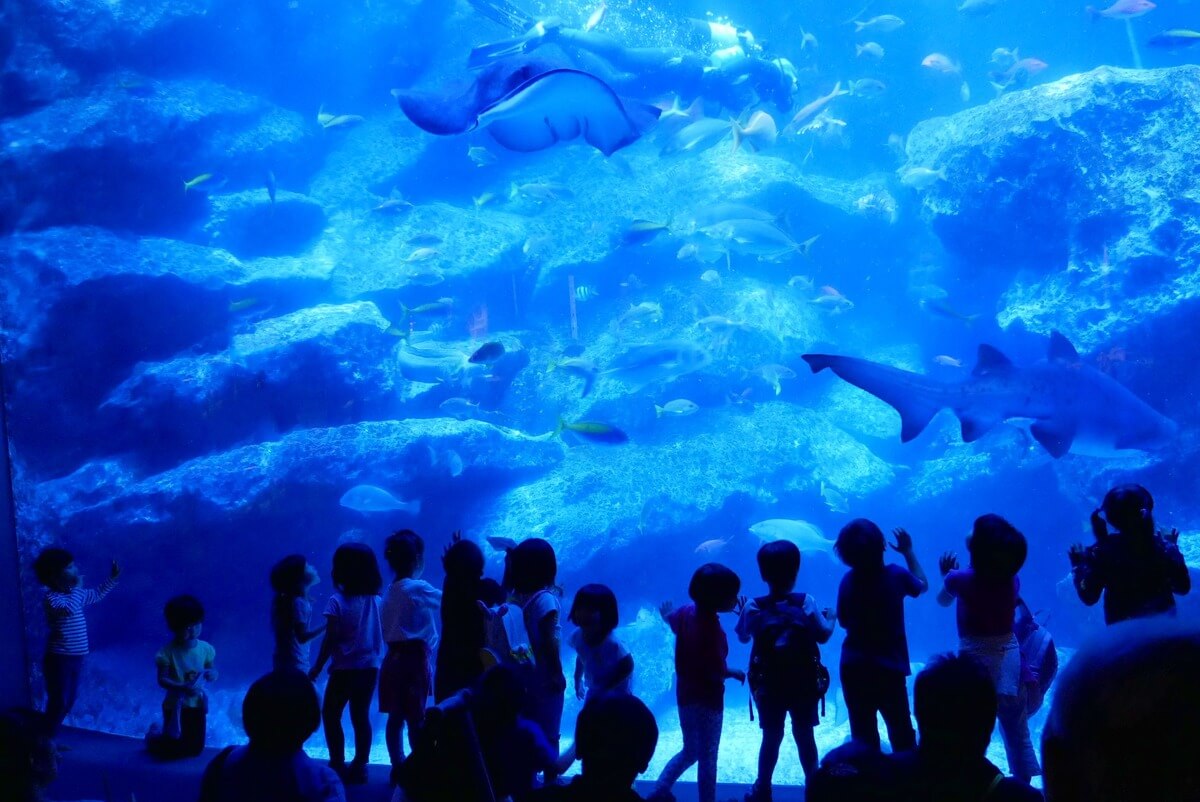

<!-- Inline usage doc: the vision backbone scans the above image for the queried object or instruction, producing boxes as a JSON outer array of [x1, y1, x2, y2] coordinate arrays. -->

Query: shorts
[[379, 639, 432, 718], [754, 690, 819, 729]]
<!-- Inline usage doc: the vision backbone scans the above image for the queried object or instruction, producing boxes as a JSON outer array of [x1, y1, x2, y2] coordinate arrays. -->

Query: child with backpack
[[834, 521, 928, 753], [647, 563, 744, 802], [737, 541, 835, 802], [380, 530, 442, 770]]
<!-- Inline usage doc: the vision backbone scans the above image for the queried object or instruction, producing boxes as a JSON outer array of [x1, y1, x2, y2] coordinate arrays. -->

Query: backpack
[[748, 593, 830, 716], [1016, 600, 1058, 716], [480, 600, 536, 670]]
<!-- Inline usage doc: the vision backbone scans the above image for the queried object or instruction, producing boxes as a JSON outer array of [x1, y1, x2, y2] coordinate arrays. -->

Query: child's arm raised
[[890, 528, 929, 594]]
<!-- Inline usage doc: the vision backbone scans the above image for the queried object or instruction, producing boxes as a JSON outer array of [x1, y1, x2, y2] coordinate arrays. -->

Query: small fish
[[700, 269, 722, 284], [575, 285, 600, 302], [1086, 0, 1155, 20], [749, 519, 833, 553], [265, 170, 277, 205], [990, 47, 1020, 67], [899, 166, 947, 190], [403, 297, 455, 318], [697, 315, 746, 332], [656, 399, 700, 417], [558, 418, 629, 444], [339, 485, 421, 515], [408, 233, 443, 246], [613, 301, 663, 330], [321, 113, 365, 130], [373, 198, 414, 214], [989, 58, 1049, 93], [1148, 29, 1200, 48], [486, 536, 520, 552], [850, 78, 888, 98], [468, 146, 497, 167], [958, 0, 1002, 15], [622, 220, 670, 246], [183, 173, 221, 193], [787, 82, 851, 130], [694, 536, 731, 555], [920, 296, 978, 324], [732, 111, 778, 153], [854, 14, 906, 34], [406, 247, 440, 262], [440, 398, 481, 420], [935, 355, 964, 368], [922, 53, 961, 75], [548, 357, 599, 398], [820, 481, 849, 514], [510, 182, 574, 202], [469, 341, 505, 364], [856, 42, 885, 60], [583, 1, 607, 32], [758, 364, 797, 396], [228, 298, 260, 313], [810, 287, 854, 313]]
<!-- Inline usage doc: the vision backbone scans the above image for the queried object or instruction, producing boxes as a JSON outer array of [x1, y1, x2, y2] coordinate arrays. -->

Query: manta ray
[[395, 56, 660, 156], [802, 332, 1178, 458]]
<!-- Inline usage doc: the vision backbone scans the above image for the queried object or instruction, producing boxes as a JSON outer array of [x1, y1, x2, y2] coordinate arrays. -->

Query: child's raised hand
[[734, 595, 748, 617], [658, 600, 674, 622], [938, 552, 958, 576], [110, 560, 122, 580], [889, 529, 913, 554]]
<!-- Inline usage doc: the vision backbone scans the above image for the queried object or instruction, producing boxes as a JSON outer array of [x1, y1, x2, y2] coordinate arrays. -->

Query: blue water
[[4, 0, 1199, 787]]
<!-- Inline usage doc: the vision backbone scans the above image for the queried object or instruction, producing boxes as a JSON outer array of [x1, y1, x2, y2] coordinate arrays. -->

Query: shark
[[802, 332, 1178, 458]]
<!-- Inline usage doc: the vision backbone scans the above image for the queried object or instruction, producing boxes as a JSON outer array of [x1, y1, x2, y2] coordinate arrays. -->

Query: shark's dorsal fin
[[1048, 331, 1081, 364], [973, 344, 1014, 377]]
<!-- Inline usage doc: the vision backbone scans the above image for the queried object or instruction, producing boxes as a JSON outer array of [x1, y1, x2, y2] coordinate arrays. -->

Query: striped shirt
[[44, 578, 117, 656]]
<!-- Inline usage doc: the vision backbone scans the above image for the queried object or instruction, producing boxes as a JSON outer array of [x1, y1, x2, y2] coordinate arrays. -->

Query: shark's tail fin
[[802, 353, 942, 441]]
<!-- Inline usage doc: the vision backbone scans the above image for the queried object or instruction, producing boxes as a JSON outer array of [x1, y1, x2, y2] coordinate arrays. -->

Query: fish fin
[[1030, 420, 1075, 458], [1047, 331, 1081, 364], [973, 344, 1014, 376], [958, 412, 1001, 443]]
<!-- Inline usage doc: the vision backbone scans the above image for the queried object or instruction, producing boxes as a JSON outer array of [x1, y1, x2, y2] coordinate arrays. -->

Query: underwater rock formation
[[0, 77, 317, 234], [906, 65, 1200, 351]]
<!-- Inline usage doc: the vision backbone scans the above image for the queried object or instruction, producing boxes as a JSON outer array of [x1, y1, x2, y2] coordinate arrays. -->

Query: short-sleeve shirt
[[568, 630, 632, 697], [273, 596, 313, 673], [943, 569, 1018, 638], [522, 590, 564, 689], [156, 640, 216, 708], [838, 565, 924, 674], [323, 593, 383, 671], [667, 603, 729, 709], [381, 578, 442, 650]]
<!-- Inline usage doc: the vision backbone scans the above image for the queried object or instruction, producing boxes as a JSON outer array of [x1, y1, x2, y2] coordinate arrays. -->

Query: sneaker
[[745, 781, 772, 802]]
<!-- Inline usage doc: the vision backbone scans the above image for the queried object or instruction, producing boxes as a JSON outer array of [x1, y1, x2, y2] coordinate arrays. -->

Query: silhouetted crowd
[[5, 483, 1197, 802]]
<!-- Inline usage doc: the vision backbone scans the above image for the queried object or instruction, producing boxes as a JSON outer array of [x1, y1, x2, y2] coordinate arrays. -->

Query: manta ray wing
[[474, 69, 660, 155]]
